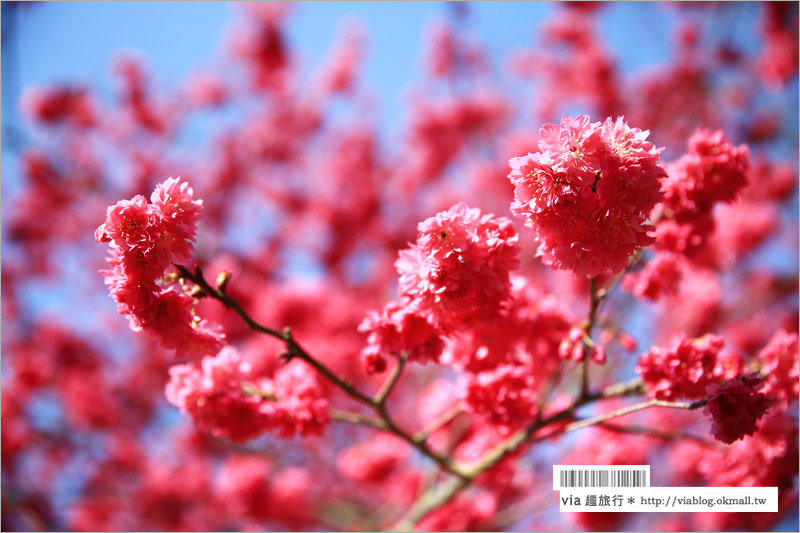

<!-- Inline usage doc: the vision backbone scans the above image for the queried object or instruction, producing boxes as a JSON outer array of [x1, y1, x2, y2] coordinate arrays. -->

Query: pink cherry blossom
[[704, 373, 775, 444], [395, 202, 520, 331], [758, 330, 799, 409], [358, 301, 445, 372], [508, 115, 665, 276], [637, 333, 737, 401]]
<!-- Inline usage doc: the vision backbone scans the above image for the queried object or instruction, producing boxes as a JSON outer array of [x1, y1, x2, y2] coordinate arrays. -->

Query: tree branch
[[179, 263, 711, 530], [175, 264, 469, 480], [176, 264, 376, 405], [579, 276, 602, 399], [597, 422, 721, 448], [389, 378, 650, 529], [413, 402, 466, 444], [556, 397, 707, 435], [374, 352, 408, 406], [330, 409, 388, 430]]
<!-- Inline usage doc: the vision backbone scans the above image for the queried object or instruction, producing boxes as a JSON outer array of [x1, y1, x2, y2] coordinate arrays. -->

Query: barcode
[[559, 469, 648, 488]]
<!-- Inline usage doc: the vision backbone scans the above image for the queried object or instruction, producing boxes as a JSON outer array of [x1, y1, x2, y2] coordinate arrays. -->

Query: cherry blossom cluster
[[507, 115, 666, 276], [622, 128, 752, 303], [703, 373, 774, 444], [337, 434, 409, 484], [358, 301, 444, 373], [363, 203, 575, 432], [360, 202, 521, 370], [451, 278, 575, 432], [395, 201, 521, 329], [95, 178, 224, 357], [692, 411, 799, 531], [757, 330, 800, 408], [217, 455, 313, 527], [637, 333, 739, 401], [166, 347, 329, 441], [21, 85, 96, 127], [637, 332, 784, 444], [655, 128, 750, 256]]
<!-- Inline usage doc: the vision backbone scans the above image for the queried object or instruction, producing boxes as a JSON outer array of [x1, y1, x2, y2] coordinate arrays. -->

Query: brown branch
[[176, 264, 376, 406], [413, 402, 466, 443], [578, 276, 602, 399], [179, 263, 710, 530], [378, 407, 468, 478], [374, 352, 408, 406], [175, 264, 469, 480], [597, 422, 721, 448], [556, 397, 707, 435], [330, 409, 388, 430], [389, 378, 649, 529]]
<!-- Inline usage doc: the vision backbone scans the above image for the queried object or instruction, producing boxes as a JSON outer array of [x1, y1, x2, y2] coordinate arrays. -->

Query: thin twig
[[598, 246, 648, 301], [389, 378, 651, 529], [179, 263, 709, 530], [597, 422, 720, 448], [413, 402, 466, 443], [579, 276, 602, 399], [557, 397, 707, 435], [175, 264, 468, 480], [176, 264, 376, 406], [378, 408, 469, 478], [374, 352, 408, 406], [330, 409, 388, 430]]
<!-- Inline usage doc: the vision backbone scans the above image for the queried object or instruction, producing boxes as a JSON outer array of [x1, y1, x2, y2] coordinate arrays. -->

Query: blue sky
[[1, 1, 700, 136], [4, 1, 783, 167]]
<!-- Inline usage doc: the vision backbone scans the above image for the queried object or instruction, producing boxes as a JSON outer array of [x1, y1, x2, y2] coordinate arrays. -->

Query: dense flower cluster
[[447, 276, 575, 373], [450, 277, 574, 432], [358, 301, 445, 373], [96, 178, 224, 357], [666, 407, 799, 531], [217, 456, 273, 520], [165, 347, 266, 442], [401, 90, 509, 187], [217, 455, 313, 528], [395, 202, 520, 330], [654, 128, 750, 258], [703, 373, 774, 444], [166, 347, 329, 441], [758, 2, 800, 87], [697, 411, 799, 530], [637, 334, 741, 401], [507, 115, 666, 276], [757, 330, 799, 409], [229, 1, 290, 91], [622, 252, 683, 301], [667, 129, 750, 209], [21, 85, 96, 127], [460, 364, 538, 432]]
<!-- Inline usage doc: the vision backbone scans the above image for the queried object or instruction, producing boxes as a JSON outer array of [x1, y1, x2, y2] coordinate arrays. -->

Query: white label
[[558, 486, 778, 512], [553, 465, 650, 490]]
